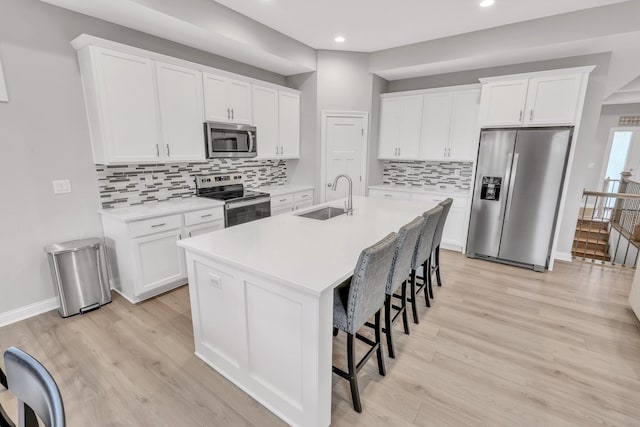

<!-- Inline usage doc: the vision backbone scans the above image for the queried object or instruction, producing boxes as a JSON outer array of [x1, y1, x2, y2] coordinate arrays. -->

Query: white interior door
[[323, 113, 367, 203]]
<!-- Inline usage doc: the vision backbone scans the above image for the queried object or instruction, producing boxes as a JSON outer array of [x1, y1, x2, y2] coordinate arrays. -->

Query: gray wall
[[368, 75, 388, 186], [589, 103, 640, 189], [0, 0, 287, 316], [387, 53, 612, 259]]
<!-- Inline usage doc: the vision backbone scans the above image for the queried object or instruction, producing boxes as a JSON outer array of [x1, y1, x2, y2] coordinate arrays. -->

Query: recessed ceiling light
[[334, 36, 345, 43], [480, 0, 495, 7]]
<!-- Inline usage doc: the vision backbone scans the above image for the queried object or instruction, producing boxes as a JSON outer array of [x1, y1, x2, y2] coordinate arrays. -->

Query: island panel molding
[[0, 56, 7, 102], [179, 196, 440, 426], [97, 159, 286, 209], [382, 160, 473, 191]]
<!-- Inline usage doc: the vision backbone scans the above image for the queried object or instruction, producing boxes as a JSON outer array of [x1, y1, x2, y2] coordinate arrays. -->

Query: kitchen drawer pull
[[433, 199, 443, 202], [384, 194, 393, 198], [280, 198, 288, 202], [301, 194, 308, 198], [151, 223, 166, 228], [201, 214, 213, 218]]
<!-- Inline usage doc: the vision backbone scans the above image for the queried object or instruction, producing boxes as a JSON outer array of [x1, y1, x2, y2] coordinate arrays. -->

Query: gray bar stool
[[382, 216, 425, 359], [332, 232, 399, 413], [3, 347, 65, 427], [431, 198, 454, 293], [409, 205, 443, 324]]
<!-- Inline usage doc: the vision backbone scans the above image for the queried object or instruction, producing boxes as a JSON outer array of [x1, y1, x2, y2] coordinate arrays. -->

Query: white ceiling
[[213, 0, 628, 52]]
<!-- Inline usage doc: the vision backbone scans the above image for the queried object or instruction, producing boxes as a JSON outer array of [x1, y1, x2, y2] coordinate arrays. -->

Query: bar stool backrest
[[432, 198, 453, 251], [412, 205, 443, 269], [386, 216, 425, 294], [345, 232, 399, 334], [4, 347, 65, 427]]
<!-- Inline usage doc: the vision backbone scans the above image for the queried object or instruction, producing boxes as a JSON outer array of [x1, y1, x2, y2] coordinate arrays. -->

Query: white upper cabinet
[[73, 36, 300, 165], [479, 79, 529, 127], [524, 74, 582, 126], [253, 85, 279, 158], [80, 47, 161, 164], [254, 87, 301, 160], [279, 91, 300, 159], [420, 92, 453, 160], [448, 89, 481, 160], [203, 73, 251, 124], [420, 88, 480, 161], [378, 95, 422, 160], [478, 68, 592, 128], [155, 62, 205, 162]]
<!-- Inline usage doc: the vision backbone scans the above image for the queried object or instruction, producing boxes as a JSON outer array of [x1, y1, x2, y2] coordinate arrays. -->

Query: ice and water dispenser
[[480, 176, 502, 201]]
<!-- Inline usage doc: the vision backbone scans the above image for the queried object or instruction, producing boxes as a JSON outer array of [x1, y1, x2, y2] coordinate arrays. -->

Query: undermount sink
[[296, 206, 346, 220]]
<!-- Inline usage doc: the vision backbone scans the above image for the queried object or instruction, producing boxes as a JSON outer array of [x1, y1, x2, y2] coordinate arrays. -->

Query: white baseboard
[[0, 297, 59, 328], [555, 252, 573, 262]]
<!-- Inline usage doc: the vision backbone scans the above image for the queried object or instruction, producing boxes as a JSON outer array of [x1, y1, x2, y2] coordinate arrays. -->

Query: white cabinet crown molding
[[71, 34, 300, 95], [478, 65, 596, 84]]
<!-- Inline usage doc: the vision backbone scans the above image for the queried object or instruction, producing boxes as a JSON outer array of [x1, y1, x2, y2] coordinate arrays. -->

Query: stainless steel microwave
[[204, 122, 257, 159]]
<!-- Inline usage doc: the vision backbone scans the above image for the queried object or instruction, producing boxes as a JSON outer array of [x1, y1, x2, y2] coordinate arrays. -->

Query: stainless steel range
[[195, 174, 271, 227]]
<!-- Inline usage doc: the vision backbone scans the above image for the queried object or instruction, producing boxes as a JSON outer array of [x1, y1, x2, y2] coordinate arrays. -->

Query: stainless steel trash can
[[44, 237, 112, 318]]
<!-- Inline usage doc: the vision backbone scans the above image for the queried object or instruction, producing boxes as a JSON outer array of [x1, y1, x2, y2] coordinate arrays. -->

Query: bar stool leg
[[426, 258, 434, 299], [410, 269, 419, 324], [346, 333, 362, 413], [401, 280, 410, 335], [435, 246, 443, 287], [333, 327, 339, 337], [374, 310, 386, 376], [384, 295, 395, 359]]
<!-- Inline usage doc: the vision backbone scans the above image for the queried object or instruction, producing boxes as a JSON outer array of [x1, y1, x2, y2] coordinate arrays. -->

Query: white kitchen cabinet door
[[279, 91, 301, 158], [227, 78, 252, 124], [253, 85, 280, 159], [94, 48, 161, 163], [420, 92, 452, 160], [203, 73, 230, 122], [397, 95, 423, 160], [272, 205, 293, 216], [524, 74, 582, 126], [185, 221, 224, 238], [448, 89, 480, 161], [155, 62, 205, 162], [378, 97, 402, 159], [441, 207, 466, 250], [479, 79, 529, 127], [133, 229, 186, 296]]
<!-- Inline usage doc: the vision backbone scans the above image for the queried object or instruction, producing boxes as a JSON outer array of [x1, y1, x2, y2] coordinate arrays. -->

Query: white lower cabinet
[[369, 188, 469, 252], [102, 206, 224, 303], [269, 189, 314, 215]]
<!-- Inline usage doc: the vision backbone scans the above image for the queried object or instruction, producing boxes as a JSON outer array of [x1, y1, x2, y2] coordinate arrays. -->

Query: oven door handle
[[247, 131, 255, 154], [226, 198, 270, 210]]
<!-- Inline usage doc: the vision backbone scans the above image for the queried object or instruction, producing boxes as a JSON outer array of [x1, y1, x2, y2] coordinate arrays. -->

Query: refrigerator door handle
[[498, 153, 514, 221], [504, 153, 520, 222]]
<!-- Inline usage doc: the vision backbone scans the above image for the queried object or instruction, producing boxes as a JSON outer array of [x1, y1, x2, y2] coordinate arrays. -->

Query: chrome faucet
[[331, 174, 353, 216]]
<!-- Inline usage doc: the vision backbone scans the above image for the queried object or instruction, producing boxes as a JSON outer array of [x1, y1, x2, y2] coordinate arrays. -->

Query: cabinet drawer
[[293, 190, 313, 202], [294, 200, 313, 211], [129, 214, 182, 238], [184, 207, 224, 226], [369, 189, 411, 201], [271, 194, 293, 208], [272, 205, 292, 216]]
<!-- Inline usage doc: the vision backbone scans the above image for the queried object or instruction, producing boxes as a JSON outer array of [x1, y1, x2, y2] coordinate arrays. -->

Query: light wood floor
[[2, 252, 640, 426]]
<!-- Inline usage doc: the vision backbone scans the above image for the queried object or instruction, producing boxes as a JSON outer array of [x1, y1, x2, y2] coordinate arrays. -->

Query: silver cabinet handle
[[166, 144, 170, 157], [151, 223, 166, 228], [281, 146, 284, 155], [384, 194, 392, 198], [498, 153, 514, 221], [276, 146, 279, 155], [444, 147, 446, 157], [178, 234, 182, 240], [201, 213, 212, 218], [227, 108, 230, 119], [155, 144, 159, 157], [231, 108, 234, 120], [530, 110, 534, 121], [327, 183, 332, 187], [448, 147, 451, 157], [398, 147, 401, 156], [188, 232, 192, 238], [519, 110, 523, 122], [280, 198, 287, 202], [505, 153, 519, 221]]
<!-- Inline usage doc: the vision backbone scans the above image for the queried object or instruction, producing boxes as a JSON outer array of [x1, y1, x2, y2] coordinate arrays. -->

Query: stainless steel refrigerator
[[466, 127, 572, 271]]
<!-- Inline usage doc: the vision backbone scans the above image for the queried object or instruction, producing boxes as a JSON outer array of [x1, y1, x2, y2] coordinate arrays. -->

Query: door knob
[[327, 183, 333, 187]]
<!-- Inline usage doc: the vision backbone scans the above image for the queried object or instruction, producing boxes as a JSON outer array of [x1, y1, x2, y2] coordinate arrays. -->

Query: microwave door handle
[[248, 131, 255, 153]]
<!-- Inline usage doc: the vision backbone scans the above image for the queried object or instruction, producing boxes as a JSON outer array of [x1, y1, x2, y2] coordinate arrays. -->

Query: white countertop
[[255, 184, 314, 197], [99, 197, 224, 222], [369, 184, 470, 197], [178, 196, 437, 296]]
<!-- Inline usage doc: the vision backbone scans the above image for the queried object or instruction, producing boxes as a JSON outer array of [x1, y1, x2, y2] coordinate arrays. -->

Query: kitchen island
[[178, 196, 438, 427]]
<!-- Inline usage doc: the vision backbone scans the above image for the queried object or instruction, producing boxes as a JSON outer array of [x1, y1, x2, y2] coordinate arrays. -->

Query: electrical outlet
[[52, 180, 71, 194], [454, 169, 461, 176]]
